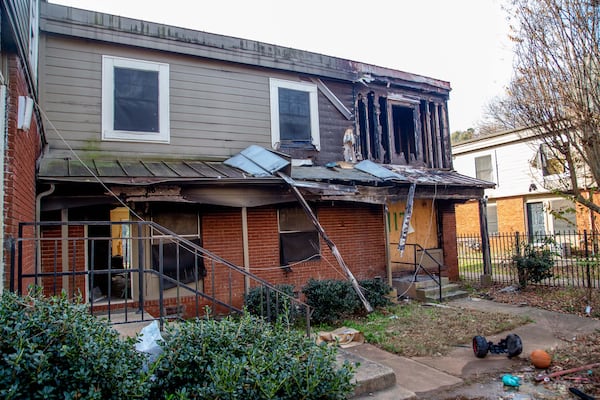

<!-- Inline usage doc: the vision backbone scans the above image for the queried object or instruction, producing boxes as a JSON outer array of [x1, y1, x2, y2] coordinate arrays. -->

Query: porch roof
[[38, 158, 494, 189]]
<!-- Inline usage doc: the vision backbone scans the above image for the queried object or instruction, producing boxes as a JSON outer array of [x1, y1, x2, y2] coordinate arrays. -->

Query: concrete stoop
[[337, 349, 400, 398], [344, 344, 463, 400], [392, 275, 469, 302]]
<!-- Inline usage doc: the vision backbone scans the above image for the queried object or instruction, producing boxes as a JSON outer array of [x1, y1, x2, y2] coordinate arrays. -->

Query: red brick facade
[[3, 55, 42, 291]]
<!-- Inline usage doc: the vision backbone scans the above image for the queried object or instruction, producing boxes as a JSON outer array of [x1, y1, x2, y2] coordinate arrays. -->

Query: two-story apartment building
[[11, 2, 492, 315], [452, 127, 597, 237]]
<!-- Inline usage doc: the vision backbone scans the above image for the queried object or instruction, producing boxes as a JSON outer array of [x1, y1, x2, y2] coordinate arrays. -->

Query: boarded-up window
[[278, 206, 320, 265], [475, 155, 494, 182]]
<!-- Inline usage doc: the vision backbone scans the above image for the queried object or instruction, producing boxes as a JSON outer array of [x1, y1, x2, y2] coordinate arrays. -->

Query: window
[[538, 144, 565, 176], [486, 203, 498, 234], [475, 155, 494, 182], [151, 208, 205, 289], [102, 56, 170, 142], [269, 78, 320, 150], [550, 199, 576, 233], [278, 206, 320, 265]]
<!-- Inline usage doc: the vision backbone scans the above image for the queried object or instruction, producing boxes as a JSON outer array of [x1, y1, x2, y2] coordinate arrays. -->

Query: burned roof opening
[[391, 104, 417, 164], [357, 94, 368, 161], [367, 92, 380, 161], [378, 96, 391, 164]]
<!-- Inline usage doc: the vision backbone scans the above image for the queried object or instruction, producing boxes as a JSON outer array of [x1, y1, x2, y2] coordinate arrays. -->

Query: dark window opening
[[278, 87, 311, 143], [114, 67, 159, 132], [279, 206, 320, 265], [419, 101, 430, 166], [367, 92, 380, 160], [151, 239, 206, 290], [429, 102, 439, 167], [357, 95, 368, 160], [391, 105, 416, 163], [378, 97, 391, 163]]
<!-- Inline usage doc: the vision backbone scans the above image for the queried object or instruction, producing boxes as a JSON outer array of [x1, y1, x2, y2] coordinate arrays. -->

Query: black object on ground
[[472, 333, 523, 358]]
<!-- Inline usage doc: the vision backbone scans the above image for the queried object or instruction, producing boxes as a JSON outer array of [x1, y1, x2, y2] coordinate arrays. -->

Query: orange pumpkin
[[530, 349, 552, 369]]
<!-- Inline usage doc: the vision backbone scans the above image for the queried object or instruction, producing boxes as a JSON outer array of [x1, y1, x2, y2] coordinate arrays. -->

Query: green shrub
[[301, 278, 391, 324], [360, 279, 393, 309], [302, 279, 360, 324], [513, 239, 555, 288], [0, 290, 150, 400], [151, 313, 355, 399], [244, 284, 297, 322]]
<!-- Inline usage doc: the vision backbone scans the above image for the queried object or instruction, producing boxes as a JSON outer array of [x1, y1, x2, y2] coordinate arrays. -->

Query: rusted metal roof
[[39, 156, 493, 189]]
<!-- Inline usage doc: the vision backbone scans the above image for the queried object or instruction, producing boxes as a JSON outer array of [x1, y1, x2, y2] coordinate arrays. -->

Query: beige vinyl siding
[[40, 36, 275, 160]]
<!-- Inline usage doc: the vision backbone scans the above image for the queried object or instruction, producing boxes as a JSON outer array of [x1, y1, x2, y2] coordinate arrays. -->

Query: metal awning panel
[[355, 160, 407, 181]]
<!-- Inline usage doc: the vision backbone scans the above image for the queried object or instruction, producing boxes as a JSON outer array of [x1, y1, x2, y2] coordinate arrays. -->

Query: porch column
[[478, 198, 493, 286], [241, 207, 250, 293]]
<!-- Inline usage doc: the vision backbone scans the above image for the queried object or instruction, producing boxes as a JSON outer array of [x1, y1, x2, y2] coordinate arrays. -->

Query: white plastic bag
[[135, 320, 163, 363]]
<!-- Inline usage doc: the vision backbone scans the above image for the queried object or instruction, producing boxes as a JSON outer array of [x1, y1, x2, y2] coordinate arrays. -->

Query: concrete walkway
[[346, 297, 600, 399]]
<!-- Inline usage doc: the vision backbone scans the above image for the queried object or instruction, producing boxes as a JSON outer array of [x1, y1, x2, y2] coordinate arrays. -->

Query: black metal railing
[[458, 230, 600, 288], [11, 221, 311, 334], [396, 243, 444, 302]]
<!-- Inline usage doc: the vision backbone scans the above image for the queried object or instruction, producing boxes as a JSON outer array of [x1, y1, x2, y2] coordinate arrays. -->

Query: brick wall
[[3, 55, 42, 291], [455, 201, 480, 235], [497, 197, 526, 233], [199, 203, 386, 312]]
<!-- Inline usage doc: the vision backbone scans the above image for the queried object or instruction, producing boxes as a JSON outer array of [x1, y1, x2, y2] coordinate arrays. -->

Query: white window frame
[[102, 55, 170, 143], [474, 154, 494, 182], [269, 78, 320, 151]]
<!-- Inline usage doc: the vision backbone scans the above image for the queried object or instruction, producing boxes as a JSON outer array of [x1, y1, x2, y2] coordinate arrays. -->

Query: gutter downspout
[[242, 207, 250, 293], [383, 204, 392, 288], [35, 184, 55, 277], [0, 85, 5, 293]]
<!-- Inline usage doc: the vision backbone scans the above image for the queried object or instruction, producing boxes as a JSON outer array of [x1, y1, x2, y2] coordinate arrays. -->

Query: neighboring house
[[452, 127, 597, 238], [8, 2, 490, 315], [0, 0, 44, 293]]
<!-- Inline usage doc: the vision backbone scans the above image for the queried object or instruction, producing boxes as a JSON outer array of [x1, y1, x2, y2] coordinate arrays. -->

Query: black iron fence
[[458, 231, 600, 288]]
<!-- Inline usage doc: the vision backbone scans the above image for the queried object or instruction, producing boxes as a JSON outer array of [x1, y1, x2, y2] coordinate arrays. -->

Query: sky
[[50, 0, 515, 132]]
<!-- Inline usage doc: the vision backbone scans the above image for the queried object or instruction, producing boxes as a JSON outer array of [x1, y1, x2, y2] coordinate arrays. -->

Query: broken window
[[269, 78, 320, 150], [357, 95, 369, 160], [278, 206, 320, 265], [391, 104, 417, 164], [102, 55, 170, 143], [538, 144, 565, 176], [151, 208, 205, 289]]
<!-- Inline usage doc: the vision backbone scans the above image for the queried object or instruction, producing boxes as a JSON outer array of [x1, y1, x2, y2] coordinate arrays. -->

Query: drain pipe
[[35, 184, 55, 274]]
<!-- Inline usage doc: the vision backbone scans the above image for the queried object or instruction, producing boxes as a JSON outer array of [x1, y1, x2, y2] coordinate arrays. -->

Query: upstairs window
[[538, 143, 565, 176], [102, 56, 170, 143], [269, 78, 320, 150], [475, 155, 494, 182], [278, 206, 320, 266]]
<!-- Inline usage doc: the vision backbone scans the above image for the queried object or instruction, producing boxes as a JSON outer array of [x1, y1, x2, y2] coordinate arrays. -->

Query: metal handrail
[[13, 221, 312, 334], [408, 243, 444, 302]]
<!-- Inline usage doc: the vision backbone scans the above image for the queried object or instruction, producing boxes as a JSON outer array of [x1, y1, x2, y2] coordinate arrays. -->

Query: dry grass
[[318, 300, 531, 357]]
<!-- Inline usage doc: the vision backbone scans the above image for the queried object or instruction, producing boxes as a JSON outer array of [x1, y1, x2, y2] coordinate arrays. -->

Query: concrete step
[[392, 276, 468, 302], [415, 283, 469, 302], [337, 347, 401, 398]]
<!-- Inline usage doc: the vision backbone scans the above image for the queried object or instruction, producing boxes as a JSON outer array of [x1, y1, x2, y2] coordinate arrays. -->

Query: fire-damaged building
[[11, 2, 493, 318]]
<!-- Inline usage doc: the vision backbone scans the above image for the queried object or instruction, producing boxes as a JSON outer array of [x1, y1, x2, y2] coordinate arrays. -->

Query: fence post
[[478, 198, 492, 286]]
